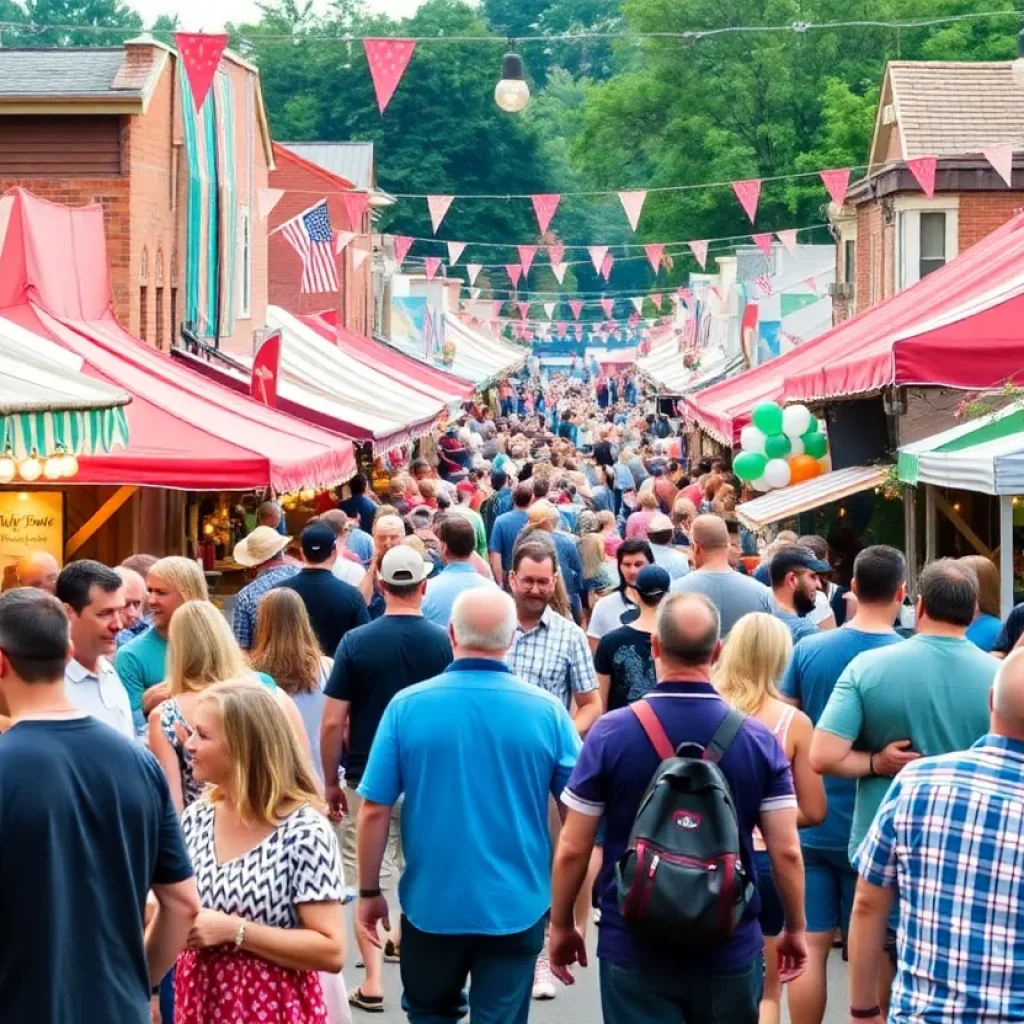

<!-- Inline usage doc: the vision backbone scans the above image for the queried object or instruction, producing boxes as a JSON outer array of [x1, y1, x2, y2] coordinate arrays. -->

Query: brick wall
[[959, 192, 1023, 250]]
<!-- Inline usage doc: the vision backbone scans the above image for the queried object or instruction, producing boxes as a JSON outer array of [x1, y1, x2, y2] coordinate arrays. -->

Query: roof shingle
[[0, 48, 134, 98]]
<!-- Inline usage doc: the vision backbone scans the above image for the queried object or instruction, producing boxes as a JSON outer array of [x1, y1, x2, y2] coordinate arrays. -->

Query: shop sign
[[0, 491, 64, 587]]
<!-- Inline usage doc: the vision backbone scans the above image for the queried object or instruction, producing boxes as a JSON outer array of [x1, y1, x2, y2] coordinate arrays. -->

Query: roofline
[[0, 96, 144, 113], [272, 142, 356, 191], [847, 154, 1023, 203]]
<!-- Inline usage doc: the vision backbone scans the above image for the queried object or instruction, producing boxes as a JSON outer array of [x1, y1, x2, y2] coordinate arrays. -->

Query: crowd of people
[[1, 368, 1022, 1024]]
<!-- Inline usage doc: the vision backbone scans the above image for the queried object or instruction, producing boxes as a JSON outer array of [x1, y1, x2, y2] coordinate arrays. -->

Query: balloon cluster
[[733, 402, 829, 492]]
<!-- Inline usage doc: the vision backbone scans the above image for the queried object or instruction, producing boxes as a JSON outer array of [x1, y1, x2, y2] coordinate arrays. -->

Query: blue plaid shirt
[[231, 565, 298, 650], [854, 735, 1024, 1024], [507, 606, 597, 711]]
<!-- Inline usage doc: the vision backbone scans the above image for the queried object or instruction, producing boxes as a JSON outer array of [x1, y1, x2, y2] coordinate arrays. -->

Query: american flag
[[281, 201, 338, 294]]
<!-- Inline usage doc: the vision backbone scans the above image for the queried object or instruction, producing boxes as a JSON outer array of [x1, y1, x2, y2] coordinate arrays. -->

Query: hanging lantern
[[0, 451, 15, 484], [61, 453, 79, 478], [43, 455, 64, 480], [18, 452, 42, 482], [494, 52, 530, 113]]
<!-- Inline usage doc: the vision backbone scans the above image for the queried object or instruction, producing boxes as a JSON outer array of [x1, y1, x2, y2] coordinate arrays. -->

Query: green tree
[[4, 0, 141, 45]]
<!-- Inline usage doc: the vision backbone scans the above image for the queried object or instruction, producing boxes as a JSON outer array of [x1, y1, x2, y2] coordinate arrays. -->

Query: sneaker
[[532, 952, 557, 1000], [383, 939, 401, 963]]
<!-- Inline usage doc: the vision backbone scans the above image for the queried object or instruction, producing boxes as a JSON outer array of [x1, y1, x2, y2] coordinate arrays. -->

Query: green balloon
[[802, 418, 820, 435], [752, 402, 784, 436], [733, 451, 767, 482], [803, 432, 828, 459], [764, 433, 792, 460]]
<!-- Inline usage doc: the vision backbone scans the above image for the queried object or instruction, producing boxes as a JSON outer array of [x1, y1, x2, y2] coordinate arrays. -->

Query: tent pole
[[924, 484, 937, 563], [1000, 495, 1014, 620], [904, 485, 918, 602]]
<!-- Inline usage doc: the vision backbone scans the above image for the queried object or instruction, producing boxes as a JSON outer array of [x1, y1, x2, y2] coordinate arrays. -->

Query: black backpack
[[615, 699, 754, 948]]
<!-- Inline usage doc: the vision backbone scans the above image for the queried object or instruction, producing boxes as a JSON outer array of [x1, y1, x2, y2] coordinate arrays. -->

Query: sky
[[125, 0, 424, 30]]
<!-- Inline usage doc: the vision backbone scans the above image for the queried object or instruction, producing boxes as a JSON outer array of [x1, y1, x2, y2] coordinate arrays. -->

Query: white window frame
[[895, 196, 958, 292], [238, 205, 252, 320]]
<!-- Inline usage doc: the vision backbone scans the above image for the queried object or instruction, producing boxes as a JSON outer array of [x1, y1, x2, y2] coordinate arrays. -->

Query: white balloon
[[788, 436, 805, 457], [751, 474, 771, 492], [782, 404, 812, 438], [740, 425, 767, 456], [764, 458, 792, 489]]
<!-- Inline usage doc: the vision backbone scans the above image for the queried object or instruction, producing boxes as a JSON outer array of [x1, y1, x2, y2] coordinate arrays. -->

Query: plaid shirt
[[507, 606, 597, 710], [231, 565, 298, 650], [854, 735, 1024, 1024]]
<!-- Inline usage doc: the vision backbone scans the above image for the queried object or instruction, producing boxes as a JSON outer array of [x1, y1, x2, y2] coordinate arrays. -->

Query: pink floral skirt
[[175, 948, 328, 1023]]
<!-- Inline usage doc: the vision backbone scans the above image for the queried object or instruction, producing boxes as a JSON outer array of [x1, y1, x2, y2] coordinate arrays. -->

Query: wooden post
[[65, 486, 137, 559], [1000, 495, 1014, 619], [904, 484, 918, 601], [934, 492, 992, 559], [924, 484, 937, 563]]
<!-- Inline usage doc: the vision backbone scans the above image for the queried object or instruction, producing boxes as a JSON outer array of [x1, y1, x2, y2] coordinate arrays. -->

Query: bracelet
[[868, 752, 877, 777], [850, 1007, 881, 1019], [359, 888, 382, 899], [234, 920, 246, 948]]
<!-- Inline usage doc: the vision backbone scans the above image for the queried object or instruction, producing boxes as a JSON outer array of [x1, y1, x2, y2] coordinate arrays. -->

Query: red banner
[[251, 331, 282, 407], [363, 38, 417, 114]]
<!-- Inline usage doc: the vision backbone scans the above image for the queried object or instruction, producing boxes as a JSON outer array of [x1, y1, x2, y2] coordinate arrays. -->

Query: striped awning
[[736, 465, 888, 529]]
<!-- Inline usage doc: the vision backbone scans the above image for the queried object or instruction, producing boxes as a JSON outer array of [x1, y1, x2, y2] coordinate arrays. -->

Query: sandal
[[348, 988, 384, 1013]]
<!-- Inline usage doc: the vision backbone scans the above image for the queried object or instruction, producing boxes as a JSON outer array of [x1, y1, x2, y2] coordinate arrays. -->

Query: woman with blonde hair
[[149, 601, 306, 813], [624, 488, 660, 540], [960, 554, 1002, 652], [713, 613, 825, 1024], [176, 680, 345, 1022]]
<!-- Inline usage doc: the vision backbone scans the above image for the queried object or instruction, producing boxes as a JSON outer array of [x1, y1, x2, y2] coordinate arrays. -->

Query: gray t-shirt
[[669, 569, 775, 635]]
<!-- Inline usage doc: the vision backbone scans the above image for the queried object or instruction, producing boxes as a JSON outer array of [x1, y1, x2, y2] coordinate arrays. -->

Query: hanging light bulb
[[62, 452, 79, 478], [0, 451, 15, 485], [494, 52, 530, 113], [18, 452, 42, 482], [44, 454, 64, 480], [1014, 30, 1024, 90]]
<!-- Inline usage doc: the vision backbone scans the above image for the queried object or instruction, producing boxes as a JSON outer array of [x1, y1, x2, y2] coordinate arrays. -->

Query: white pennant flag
[[983, 144, 1014, 188], [352, 247, 370, 270], [618, 190, 647, 232], [589, 245, 609, 275], [335, 231, 356, 255], [447, 241, 467, 265], [543, 302, 556, 319], [257, 187, 285, 221], [466, 263, 483, 285], [631, 296, 644, 314], [551, 262, 567, 284], [470, 287, 481, 300]]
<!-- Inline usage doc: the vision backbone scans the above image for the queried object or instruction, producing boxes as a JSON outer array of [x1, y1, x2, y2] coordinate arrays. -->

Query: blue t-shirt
[[781, 627, 903, 850], [422, 562, 498, 628], [966, 613, 1002, 653], [562, 682, 795, 971], [488, 508, 529, 572], [552, 530, 584, 599], [776, 610, 821, 644], [0, 718, 192, 1023], [358, 660, 580, 935], [114, 626, 168, 714], [339, 494, 378, 535]]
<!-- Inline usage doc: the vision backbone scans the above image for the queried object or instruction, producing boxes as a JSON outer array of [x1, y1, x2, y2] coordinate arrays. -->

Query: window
[[896, 203, 958, 291], [171, 287, 178, 346], [139, 286, 149, 344], [843, 239, 856, 285], [238, 205, 252, 319], [919, 212, 946, 279], [155, 287, 165, 351]]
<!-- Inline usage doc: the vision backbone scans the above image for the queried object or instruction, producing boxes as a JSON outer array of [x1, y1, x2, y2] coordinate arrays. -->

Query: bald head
[[450, 589, 517, 657], [992, 649, 1024, 737], [115, 566, 147, 630], [16, 552, 59, 594], [653, 592, 721, 674], [691, 515, 729, 551]]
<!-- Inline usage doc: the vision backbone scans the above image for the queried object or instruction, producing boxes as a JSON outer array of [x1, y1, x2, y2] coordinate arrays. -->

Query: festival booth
[[0, 187, 356, 568], [898, 404, 1024, 616], [443, 315, 527, 387]]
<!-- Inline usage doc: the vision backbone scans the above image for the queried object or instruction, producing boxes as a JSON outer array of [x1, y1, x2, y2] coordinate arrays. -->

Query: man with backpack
[[549, 591, 807, 1023]]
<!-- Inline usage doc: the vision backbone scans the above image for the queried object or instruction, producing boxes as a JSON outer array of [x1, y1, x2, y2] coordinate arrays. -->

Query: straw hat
[[233, 525, 290, 567]]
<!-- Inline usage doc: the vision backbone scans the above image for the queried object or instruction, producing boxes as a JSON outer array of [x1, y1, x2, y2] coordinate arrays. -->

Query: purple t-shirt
[[562, 681, 796, 971]]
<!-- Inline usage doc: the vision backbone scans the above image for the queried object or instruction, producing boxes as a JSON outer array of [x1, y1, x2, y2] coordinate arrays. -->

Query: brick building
[[268, 142, 376, 336], [831, 61, 1024, 324], [0, 37, 274, 356]]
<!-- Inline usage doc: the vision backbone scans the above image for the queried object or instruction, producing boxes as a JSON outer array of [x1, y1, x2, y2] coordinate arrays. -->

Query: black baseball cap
[[635, 564, 671, 600], [301, 522, 337, 564], [770, 544, 831, 583]]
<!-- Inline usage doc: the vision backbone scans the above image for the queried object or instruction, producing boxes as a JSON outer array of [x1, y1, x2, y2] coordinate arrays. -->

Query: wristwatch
[[850, 1006, 881, 1019], [359, 888, 382, 898]]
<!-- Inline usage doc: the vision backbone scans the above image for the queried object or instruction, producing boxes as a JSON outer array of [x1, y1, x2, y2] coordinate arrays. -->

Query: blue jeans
[[803, 845, 857, 934], [399, 914, 545, 1023], [600, 957, 762, 1024]]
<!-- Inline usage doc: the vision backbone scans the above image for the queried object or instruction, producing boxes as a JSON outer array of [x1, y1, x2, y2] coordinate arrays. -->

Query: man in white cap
[[231, 525, 297, 650]]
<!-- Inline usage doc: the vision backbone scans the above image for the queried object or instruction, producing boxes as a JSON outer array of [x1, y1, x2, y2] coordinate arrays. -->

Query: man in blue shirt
[[356, 588, 580, 1024], [488, 481, 533, 588], [338, 473, 379, 535], [781, 545, 907, 1022], [422, 514, 497, 628], [770, 544, 828, 644]]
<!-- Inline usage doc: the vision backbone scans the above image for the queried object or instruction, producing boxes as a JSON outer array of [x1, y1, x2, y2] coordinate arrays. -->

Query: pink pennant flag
[[447, 241, 466, 265], [517, 302, 530, 320], [712, 286, 724, 302], [645, 243, 664, 273], [551, 262, 567, 285], [490, 319, 500, 335], [631, 296, 644, 314], [983, 144, 1014, 188], [517, 245, 537, 277], [689, 240, 709, 269], [257, 187, 284, 221], [804, 276, 819, 294], [650, 292, 662, 310], [732, 178, 762, 223], [531, 194, 561, 235], [335, 231, 356, 255], [678, 287, 694, 308], [423, 256, 442, 281], [573, 323, 583, 340], [601, 298, 614, 319], [569, 300, 584, 320], [392, 235, 414, 267], [506, 264, 523, 288], [543, 302, 556, 319], [556, 321, 568, 336], [342, 191, 369, 230], [618, 190, 647, 232], [427, 195, 454, 234], [175, 32, 229, 111], [819, 168, 851, 207], [363, 38, 416, 114], [776, 229, 798, 255], [492, 300, 503, 319], [514, 322, 525, 340], [352, 247, 370, 271], [600, 252, 614, 281], [548, 243, 565, 265], [466, 263, 482, 285], [907, 156, 937, 198], [752, 232, 774, 259], [589, 245, 609, 275]]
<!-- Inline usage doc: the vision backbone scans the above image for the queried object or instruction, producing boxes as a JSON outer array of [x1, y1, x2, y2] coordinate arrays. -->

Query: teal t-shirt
[[114, 627, 169, 713], [818, 633, 996, 858]]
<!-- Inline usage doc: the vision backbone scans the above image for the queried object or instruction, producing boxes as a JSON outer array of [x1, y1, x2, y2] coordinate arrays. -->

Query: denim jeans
[[600, 956, 763, 1024], [399, 914, 545, 1024]]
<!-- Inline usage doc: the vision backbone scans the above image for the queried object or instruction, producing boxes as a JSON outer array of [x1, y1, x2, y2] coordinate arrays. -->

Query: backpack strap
[[631, 700, 676, 762], [703, 708, 746, 765]]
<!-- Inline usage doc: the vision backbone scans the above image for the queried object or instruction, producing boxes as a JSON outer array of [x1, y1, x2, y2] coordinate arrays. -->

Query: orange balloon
[[788, 454, 822, 484]]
